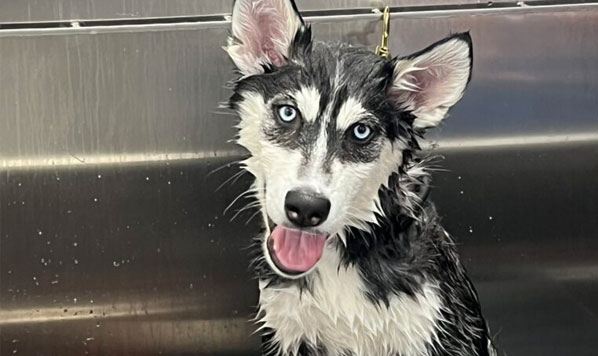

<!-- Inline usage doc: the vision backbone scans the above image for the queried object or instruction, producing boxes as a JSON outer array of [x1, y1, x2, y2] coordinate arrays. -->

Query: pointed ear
[[389, 33, 473, 129], [226, 0, 306, 76]]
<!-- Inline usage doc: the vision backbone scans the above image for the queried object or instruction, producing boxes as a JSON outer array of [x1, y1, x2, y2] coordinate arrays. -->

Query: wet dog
[[225, 0, 497, 354]]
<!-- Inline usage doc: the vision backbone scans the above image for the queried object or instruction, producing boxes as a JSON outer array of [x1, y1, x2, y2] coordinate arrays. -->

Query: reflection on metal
[[431, 133, 598, 150], [1, 1, 598, 355], [0, 0, 567, 23], [1, 300, 241, 325], [0, 151, 242, 169], [4, 133, 598, 169]]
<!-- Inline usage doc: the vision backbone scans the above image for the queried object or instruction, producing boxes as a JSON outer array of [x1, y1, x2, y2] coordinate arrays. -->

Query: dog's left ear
[[389, 33, 473, 129], [226, 0, 306, 76]]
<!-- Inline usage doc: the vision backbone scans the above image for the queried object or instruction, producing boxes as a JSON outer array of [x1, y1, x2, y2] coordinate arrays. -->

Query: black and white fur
[[225, 1, 497, 355]]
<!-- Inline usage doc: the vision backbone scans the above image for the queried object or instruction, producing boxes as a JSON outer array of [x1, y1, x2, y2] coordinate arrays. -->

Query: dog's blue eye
[[277, 105, 298, 123], [352, 124, 372, 142]]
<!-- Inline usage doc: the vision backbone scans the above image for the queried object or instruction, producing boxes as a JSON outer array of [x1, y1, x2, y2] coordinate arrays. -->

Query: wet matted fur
[[224, 0, 498, 355]]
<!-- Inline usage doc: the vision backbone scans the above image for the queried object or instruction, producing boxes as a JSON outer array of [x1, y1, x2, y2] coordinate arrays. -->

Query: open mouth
[[266, 224, 328, 275]]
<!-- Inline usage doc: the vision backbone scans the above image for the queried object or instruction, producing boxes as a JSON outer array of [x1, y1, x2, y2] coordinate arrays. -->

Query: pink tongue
[[269, 226, 327, 273]]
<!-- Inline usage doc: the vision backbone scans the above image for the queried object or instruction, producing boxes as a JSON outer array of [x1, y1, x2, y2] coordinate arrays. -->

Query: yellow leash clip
[[375, 6, 391, 59]]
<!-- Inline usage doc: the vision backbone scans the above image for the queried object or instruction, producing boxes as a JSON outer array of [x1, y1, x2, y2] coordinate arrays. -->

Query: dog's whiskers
[[229, 200, 262, 222], [207, 158, 244, 177], [216, 169, 246, 192], [245, 208, 263, 224], [223, 187, 263, 217]]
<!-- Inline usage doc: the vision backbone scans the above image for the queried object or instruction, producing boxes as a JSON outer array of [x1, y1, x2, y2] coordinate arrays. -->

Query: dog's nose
[[284, 190, 331, 228]]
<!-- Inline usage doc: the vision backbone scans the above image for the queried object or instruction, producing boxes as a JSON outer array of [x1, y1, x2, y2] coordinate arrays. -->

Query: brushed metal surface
[[0, 0, 232, 23], [1, 3, 598, 356], [0, 0, 556, 23], [0, 161, 261, 355], [0, 27, 240, 166]]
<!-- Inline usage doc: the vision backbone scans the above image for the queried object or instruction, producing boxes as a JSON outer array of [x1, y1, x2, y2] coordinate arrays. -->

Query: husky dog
[[225, 0, 497, 355]]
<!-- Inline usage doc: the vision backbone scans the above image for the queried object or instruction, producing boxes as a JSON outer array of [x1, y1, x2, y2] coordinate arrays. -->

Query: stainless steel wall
[[1, 2, 598, 355], [0, 0, 563, 23]]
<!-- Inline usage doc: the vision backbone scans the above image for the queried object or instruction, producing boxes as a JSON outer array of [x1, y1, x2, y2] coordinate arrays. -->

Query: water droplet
[[37, 230, 43, 236], [210, 239, 215, 243], [112, 261, 120, 267], [93, 198, 98, 202], [8, 270, 12, 274], [90, 299, 94, 304], [74, 259, 79, 265], [189, 283, 194, 289], [56, 177, 61, 181], [489, 216, 493, 220], [40, 258, 45, 264], [17, 182, 22, 187], [167, 181, 171, 185], [457, 176, 462, 180], [145, 177, 150, 181], [207, 223, 213, 228], [156, 248, 161, 253], [460, 191, 464, 195], [468, 226, 473, 233], [168, 87, 173, 92], [32, 276, 37, 281], [97, 174, 102, 179], [51, 280, 59, 285], [73, 242, 78, 247]]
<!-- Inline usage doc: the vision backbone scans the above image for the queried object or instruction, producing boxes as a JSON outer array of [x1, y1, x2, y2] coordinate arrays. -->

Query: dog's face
[[227, 0, 472, 279]]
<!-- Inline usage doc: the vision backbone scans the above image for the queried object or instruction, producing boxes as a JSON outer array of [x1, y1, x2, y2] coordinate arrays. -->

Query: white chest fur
[[258, 245, 443, 356]]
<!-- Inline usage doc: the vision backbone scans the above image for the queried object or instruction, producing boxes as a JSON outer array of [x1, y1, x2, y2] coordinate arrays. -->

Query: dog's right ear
[[226, 0, 306, 76]]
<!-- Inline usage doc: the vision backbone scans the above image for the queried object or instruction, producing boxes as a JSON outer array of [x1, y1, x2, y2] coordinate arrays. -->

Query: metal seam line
[[0, 150, 244, 169], [427, 132, 598, 150], [2, 264, 598, 325], [0, 2, 597, 36], [1, 133, 598, 169]]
